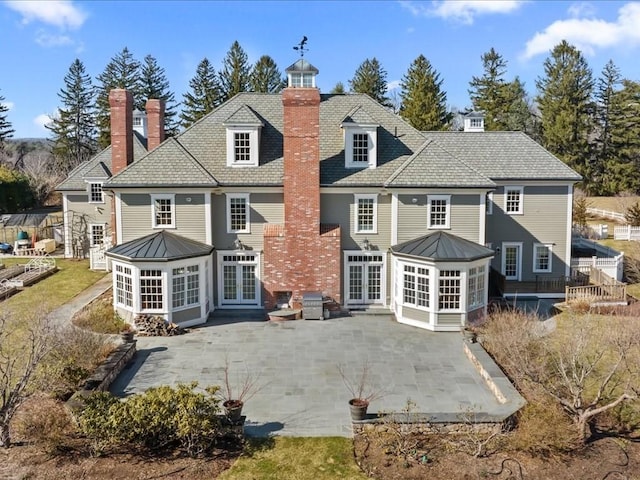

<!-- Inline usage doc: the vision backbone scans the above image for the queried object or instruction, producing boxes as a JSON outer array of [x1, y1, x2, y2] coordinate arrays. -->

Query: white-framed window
[[428, 195, 451, 229], [133, 116, 142, 127], [140, 269, 163, 310], [88, 182, 104, 203], [115, 264, 133, 308], [89, 224, 105, 247], [289, 72, 315, 88], [402, 264, 430, 310], [438, 269, 461, 311], [226, 127, 259, 167], [345, 127, 377, 168], [151, 194, 175, 228], [470, 118, 483, 128], [226, 193, 250, 233], [468, 265, 486, 308], [533, 243, 553, 273], [172, 265, 200, 309], [486, 192, 493, 215], [354, 194, 377, 234], [504, 186, 523, 214]]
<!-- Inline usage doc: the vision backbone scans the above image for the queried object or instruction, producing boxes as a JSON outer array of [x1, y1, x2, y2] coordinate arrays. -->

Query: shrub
[[625, 201, 640, 226], [78, 383, 224, 457], [72, 292, 127, 334]]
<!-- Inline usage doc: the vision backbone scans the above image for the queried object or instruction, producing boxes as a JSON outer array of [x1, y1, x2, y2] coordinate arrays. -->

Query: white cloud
[[35, 30, 73, 47], [387, 80, 402, 91], [522, 2, 640, 59], [567, 2, 596, 18], [33, 114, 53, 130], [5, 0, 87, 29], [400, 0, 524, 25]]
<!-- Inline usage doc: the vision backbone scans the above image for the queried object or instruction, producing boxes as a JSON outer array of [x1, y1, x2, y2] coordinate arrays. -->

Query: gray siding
[[173, 306, 200, 323], [396, 194, 480, 244], [211, 192, 284, 251], [402, 305, 430, 323], [487, 185, 570, 281], [438, 313, 463, 326], [320, 193, 391, 250], [120, 193, 206, 243], [65, 194, 112, 255]]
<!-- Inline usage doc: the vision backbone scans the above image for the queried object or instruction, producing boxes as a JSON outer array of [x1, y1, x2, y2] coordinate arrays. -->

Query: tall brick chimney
[[263, 59, 341, 309], [109, 89, 133, 175], [146, 99, 165, 151]]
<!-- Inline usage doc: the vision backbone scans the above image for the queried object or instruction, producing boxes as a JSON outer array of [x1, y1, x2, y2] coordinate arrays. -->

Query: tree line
[[0, 39, 638, 211]]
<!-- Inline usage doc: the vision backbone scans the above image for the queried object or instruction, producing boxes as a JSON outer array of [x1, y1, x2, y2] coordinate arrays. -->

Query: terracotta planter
[[348, 398, 369, 421], [223, 399, 244, 423]]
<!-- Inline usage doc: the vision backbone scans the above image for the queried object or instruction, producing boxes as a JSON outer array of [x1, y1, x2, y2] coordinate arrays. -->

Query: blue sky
[[1, 0, 639, 138]]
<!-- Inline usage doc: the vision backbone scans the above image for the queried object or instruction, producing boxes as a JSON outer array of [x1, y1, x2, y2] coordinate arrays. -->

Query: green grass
[[218, 437, 369, 480], [1, 258, 107, 319]]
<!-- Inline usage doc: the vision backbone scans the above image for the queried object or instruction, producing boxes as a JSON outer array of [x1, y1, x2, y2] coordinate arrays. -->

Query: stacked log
[[134, 314, 186, 336]]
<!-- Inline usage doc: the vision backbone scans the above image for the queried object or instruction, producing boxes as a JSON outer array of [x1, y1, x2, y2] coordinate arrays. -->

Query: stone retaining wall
[[353, 418, 503, 436]]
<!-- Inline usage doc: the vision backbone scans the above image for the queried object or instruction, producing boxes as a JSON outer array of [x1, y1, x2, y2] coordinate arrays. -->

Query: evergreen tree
[[535, 41, 594, 177], [607, 79, 640, 193], [95, 47, 141, 149], [0, 90, 15, 155], [219, 41, 251, 102], [46, 59, 97, 173], [399, 55, 451, 131], [330, 82, 346, 94], [502, 77, 536, 135], [590, 60, 622, 194], [140, 54, 178, 135], [249, 55, 286, 93], [468, 48, 511, 130], [180, 58, 221, 128], [349, 58, 389, 106]]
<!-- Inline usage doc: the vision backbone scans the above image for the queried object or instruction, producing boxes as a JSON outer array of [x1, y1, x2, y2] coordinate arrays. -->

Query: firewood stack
[[134, 314, 186, 336]]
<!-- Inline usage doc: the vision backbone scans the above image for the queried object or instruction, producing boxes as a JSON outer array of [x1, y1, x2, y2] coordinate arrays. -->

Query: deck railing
[[566, 283, 627, 302]]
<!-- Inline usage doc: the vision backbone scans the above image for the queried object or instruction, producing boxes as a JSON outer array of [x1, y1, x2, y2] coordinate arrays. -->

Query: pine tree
[[607, 79, 640, 193], [468, 48, 511, 130], [399, 55, 451, 131], [349, 58, 389, 106], [95, 47, 141, 149], [140, 55, 178, 135], [180, 58, 221, 128], [0, 90, 15, 155], [219, 41, 250, 102], [249, 55, 285, 93], [46, 59, 97, 173], [502, 77, 536, 135], [535, 41, 594, 176], [330, 82, 346, 94]]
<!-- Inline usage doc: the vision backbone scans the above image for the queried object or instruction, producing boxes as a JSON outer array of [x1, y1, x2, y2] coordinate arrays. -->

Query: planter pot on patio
[[120, 331, 135, 343], [223, 399, 244, 423], [348, 398, 369, 421]]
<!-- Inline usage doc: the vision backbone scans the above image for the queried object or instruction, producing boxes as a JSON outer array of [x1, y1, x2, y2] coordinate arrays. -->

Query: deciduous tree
[[399, 55, 451, 130], [180, 58, 221, 128]]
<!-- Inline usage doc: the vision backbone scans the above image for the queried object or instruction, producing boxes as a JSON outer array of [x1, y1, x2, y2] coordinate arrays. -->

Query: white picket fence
[[587, 207, 626, 223], [613, 225, 640, 241], [571, 237, 624, 282]]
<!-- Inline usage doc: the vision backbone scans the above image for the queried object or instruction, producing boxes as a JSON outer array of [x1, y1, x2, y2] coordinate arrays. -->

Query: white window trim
[[226, 193, 251, 234], [399, 262, 431, 312], [87, 181, 105, 204], [533, 243, 553, 273], [501, 242, 523, 281], [171, 264, 200, 311], [226, 126, 259, 167], [344, 126, 377, 169], [504, 186, 524, 215], [486, 192, 493, 215], [89, 223, 106, 247], [437, 268, 462, 312], [151, 193, 176, 229], [288, 72, 316, 88], [114, 262, 134, 310], [467, 265, 486, 309], [428, 194, 451, 229], [354, 194, 378, 234]]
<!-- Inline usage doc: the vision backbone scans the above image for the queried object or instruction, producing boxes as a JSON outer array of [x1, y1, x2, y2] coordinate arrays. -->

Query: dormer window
[[342, 107, 378, 169], [224, 106, 263, 167]]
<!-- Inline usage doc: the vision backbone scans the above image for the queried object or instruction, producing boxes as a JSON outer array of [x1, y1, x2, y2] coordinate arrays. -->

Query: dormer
[[224, 105, 264, 167], [464, 111, 485, 132], [285, 59, 319, 88], [132, 109, 147, 137], [341, 107, 379, 169]]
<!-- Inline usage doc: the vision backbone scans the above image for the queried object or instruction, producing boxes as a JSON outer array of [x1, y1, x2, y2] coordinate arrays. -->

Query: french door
[[501, 243, 522, 281], [218, 252, 260, 306], [344, 253, 386, 305]]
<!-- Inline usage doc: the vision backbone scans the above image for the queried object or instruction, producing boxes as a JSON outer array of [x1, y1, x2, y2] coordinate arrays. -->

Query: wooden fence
[[587, 207, 626, 223]]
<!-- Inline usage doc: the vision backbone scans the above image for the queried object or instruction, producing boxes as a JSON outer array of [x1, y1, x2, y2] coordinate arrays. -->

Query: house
[[59, 59, 581, 331]]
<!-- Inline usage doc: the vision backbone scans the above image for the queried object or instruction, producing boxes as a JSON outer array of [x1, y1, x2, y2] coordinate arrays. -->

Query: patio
[[110, 314, 524, 437]]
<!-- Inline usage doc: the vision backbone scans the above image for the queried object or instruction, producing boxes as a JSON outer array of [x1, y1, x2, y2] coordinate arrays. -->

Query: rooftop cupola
[[463, 111, 485, 132], [285, 59, 319, 88]]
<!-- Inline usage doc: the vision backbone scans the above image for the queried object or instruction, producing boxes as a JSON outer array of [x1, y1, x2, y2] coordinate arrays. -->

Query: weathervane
[[293, 36, 308, 57]]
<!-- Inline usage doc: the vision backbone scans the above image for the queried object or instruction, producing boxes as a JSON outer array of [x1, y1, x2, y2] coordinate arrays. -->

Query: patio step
[[211, 308, 267, 322], [348, 306, 392, 317]]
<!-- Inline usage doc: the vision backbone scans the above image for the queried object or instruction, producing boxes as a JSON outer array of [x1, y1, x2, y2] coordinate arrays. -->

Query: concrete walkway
[[47, 274, 112, 328], [110, 314, 524, 437]]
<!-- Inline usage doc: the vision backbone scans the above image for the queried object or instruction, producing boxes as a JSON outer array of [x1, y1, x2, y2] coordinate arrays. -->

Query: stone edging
[[66, 341, 136, 412]]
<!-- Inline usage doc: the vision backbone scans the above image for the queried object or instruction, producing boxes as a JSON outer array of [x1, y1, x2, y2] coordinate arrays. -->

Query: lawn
[[1, 257, 107, 318], [586, 196, 640, 213], [218, 437, 368, 480]]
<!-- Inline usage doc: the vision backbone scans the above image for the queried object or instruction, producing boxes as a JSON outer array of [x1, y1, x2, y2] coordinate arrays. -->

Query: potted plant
[[220, 356, 264, 423], [338, 361, 385, 421], [120, 321, 135, 343]]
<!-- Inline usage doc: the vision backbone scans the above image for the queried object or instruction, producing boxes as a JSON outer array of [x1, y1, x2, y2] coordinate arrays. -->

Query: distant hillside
[[2, 138, 51, 167]]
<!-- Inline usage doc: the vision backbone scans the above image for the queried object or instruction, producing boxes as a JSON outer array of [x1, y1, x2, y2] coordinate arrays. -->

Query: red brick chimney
[[146, 98, 165, 151], [262, 61, 341, 309], [109, 89, 133, 175]]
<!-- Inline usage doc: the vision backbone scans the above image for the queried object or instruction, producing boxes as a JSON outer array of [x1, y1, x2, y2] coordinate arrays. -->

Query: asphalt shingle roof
[[106, 230, 214, 262], [391, 231, 495, 262]]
